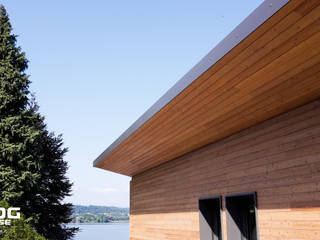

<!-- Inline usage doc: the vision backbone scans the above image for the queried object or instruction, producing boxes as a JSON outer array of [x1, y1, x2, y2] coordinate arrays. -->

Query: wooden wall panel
[[130, 99, 320, 240]]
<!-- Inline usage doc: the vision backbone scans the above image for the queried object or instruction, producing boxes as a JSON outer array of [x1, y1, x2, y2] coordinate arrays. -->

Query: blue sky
[[1, 0, 263, 207]]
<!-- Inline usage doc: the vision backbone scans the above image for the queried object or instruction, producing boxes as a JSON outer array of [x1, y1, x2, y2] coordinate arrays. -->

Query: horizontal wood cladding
[[130, 99, 320, 240], [97, 0, 320, 176], [130, 211, 320, 240]]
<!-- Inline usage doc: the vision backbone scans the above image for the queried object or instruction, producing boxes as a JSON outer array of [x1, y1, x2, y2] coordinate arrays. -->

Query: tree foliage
[[3, 222, 46, 240], [73, 205, 129, 216], [0, 5, 78, 240], [0, 200, 46, 240]]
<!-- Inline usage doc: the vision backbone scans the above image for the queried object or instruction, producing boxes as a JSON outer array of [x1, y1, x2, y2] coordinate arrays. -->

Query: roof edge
[[93, 0, 290, 169]]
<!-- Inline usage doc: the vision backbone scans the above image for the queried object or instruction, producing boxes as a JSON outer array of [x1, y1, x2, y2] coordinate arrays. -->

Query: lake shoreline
[[68, 221, 129, 225]]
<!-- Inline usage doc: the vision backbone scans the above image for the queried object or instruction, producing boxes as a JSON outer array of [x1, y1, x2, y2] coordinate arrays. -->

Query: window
[[225, 192, 258, 240], [199, 196, 223, 240]]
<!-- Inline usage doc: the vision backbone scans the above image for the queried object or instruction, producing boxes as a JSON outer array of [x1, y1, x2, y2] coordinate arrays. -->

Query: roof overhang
[[94, 0, 320, 176]]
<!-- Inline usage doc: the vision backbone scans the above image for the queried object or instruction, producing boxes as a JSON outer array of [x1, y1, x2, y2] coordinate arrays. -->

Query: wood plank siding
[[95, 0, 320, 176], [130, 99, 320, 240]]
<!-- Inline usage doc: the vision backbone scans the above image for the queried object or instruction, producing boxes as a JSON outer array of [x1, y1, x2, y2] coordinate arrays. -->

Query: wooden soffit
[[94, 0, 320, 176]]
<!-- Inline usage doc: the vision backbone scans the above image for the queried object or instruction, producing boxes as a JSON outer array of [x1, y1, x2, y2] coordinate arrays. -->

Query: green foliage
[[82, 214, 107, 223], [73, 213, 129, 224], [0, 5, 78, 240], [0, 200, 46, 240], [71, 205, 129, 224], [0, 4, 40, 207], [2, 219, 46, 240], [73, 205, 129, 216]]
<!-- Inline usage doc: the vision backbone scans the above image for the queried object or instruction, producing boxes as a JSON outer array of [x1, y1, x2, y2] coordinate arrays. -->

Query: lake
[[71, 223, 129, 240]]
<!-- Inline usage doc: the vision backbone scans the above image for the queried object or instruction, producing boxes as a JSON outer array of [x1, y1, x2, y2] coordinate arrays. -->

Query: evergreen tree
[[26, 99, 78, 240], [0, 6, 78, 239]]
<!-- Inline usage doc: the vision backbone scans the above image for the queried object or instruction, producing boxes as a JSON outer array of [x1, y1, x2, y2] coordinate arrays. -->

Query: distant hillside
[[71, 205, 129, 224], [73, 205, 129, 215]]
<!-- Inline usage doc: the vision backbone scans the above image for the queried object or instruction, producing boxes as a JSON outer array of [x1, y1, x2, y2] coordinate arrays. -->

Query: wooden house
[[94, 0, 320, 239]]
